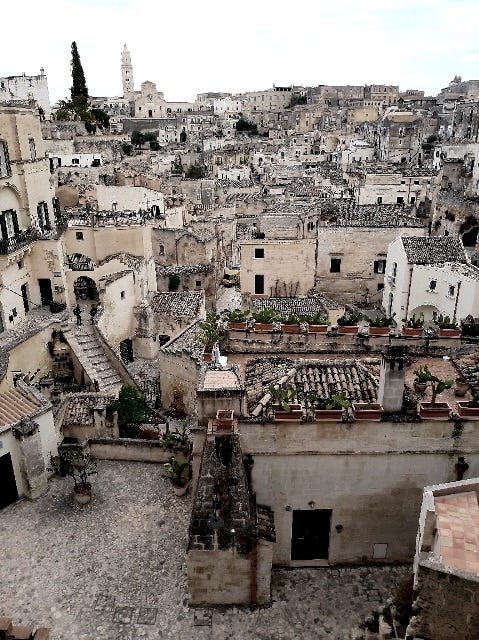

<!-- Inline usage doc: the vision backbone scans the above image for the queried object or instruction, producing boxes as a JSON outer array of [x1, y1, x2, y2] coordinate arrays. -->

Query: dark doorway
[[73, 276, 99, 301], [0, 453, 19, 510], [38, 278, 53, 306], [291, 509, 332, 561], [120, 338, 134, 363], [460, 216, 479, 247], [20, 284, 29, 313], [254, 274, 264, 295]]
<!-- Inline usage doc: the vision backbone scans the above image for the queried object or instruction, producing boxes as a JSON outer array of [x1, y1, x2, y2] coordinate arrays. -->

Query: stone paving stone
[[0, 460, 411, 640]]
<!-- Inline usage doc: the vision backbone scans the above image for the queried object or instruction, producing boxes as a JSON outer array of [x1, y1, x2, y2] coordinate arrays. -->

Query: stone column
[[377, 345, 407, 413], [13, 418, 48, 500]]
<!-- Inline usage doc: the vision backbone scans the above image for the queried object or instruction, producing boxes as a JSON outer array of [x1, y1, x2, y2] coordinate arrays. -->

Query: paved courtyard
[[0, 461, 410, 639]]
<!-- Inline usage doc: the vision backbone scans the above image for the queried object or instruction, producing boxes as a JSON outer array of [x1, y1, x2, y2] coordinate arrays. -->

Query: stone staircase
[[64, 324, 123, 395], [0, 616, 49, 639]]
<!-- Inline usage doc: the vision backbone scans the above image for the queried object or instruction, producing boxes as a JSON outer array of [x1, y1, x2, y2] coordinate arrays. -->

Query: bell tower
[[121, 44, 134, 98]]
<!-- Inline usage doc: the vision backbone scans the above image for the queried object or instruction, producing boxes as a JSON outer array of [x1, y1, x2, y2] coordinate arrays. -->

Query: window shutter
[[11, 211, 19, 235]]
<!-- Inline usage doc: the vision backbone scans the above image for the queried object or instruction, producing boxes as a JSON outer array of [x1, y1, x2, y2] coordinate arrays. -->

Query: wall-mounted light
[[335, 524, 343, 533], [308, 500, 315, 510], [285, 505, 292, 511]]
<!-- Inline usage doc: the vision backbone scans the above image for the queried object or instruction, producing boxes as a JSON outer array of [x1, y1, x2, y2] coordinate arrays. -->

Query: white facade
[[121, 44, 134, 98], [213, 97, 243, 115], [0, 71, 51, 119], [49, 152, 102, 169]]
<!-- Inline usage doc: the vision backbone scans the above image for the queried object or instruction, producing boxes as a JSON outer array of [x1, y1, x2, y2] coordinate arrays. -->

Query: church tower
[[121, 44, 134, 98]]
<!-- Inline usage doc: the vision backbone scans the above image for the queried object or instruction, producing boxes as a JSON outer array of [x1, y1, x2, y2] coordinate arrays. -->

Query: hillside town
[[2, 42, 479, 640]]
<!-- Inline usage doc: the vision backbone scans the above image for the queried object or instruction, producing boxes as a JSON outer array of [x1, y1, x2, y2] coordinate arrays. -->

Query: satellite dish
[[207, 515, 224, 531]]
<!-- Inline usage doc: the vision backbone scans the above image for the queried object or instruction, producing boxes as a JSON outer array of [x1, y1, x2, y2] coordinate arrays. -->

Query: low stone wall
[[224, 329, 462, 356], [88, 437, 188, 463]]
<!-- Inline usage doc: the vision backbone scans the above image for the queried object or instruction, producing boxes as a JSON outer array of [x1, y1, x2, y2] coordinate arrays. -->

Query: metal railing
[[0, 227, 37, 255]]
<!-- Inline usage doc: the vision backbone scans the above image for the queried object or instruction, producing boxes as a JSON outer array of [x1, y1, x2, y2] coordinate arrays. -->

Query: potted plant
[[454, 377, 469, 397], [436, 314, 461, 338], [50, 449, 98, 505], [402, 314, 424, 337], [253, 309, 279, 332], [164, 456, 190, 496], [416, 366, 453, 419], [269, 384, 302, 421], [337, 310, 363, 334], [226, 309, 249, 331], [302, 312, 328, 333], [197, 313, 226, 361], [314, 392, 351, 421], [368, 314, 395, 336], [352, 401, 384, 421], [457, 395, 479, 419], [413, 366, 430, 395], [280, 313, 301, 334]]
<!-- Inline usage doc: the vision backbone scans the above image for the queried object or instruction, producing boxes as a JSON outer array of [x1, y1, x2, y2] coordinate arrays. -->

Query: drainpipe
[[405, 267, 413, 319], [453, 281, 462, 319]]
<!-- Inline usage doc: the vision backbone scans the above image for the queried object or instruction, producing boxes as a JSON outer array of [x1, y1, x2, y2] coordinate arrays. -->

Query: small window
[[373, 259, 386, 274], [71, 158, 80, 165], [397, 196, 404, 204], [377, 196, 383, 204], [429, 280, 437, 291], [0, 140, 11, 178], [254, 274, 265, 295], [120, 291, 125, 299], [449, 285, 455, 297], [195, 280, 201, 288], [414, 180, 419, 185], [12, 307, 17, 317], [392, 262, 397, 277], [254, 248, 265, 259], [17, 260, 23, 269], [330, 258, 341, 273], [377, 283, 384, 291], [76, 231, 84, 240], [158, 244, 165, 256], [29, 138, 36, 160]]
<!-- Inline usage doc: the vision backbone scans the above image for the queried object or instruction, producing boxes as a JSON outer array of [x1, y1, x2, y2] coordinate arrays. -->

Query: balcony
[[0, 227, 38, 255]]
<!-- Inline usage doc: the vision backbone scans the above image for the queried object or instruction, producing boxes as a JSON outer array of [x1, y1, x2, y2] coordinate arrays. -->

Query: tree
[[131, 130, 145, 148], [110, 385, 153, 436], [236, 118, 258, 134], [91, 108, 110, 129], [70, 42, 88, 106], [185, 164, 205, 179]]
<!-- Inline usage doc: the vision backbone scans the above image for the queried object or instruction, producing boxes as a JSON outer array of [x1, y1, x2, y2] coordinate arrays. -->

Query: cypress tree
[[70, 41, 88, 105]]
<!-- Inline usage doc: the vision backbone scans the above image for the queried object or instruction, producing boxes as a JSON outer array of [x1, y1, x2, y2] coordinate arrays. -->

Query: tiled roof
[[401, 236, 468, 265], [435, 492, 479, 574], [252, 296, 328, 316], [0, 386, 45, 428], [246, 357, 379, 415], [150, 292, 203, 318], [63, 393, 115, 426], [161, 321, 204, 361], [199, 368, 242, 391]]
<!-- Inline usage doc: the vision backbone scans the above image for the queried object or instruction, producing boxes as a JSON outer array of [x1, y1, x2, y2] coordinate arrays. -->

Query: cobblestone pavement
[[0, 461, 410, 640]]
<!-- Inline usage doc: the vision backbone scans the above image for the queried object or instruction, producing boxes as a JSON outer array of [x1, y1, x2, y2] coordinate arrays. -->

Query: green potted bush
[[197, 313, 226, 361], [253, 309, 279, 332], [457, 394, 479, 419], [268, 384, 302, 421], [225, 309, 249, 331], [314, 392, 351, 422], [402, 314, 424, 337], [415, 366, 453, 419], [352, 401, 384, 421], [280, 313, 301, 334], [164, 456, 190, 496], [368, 314, 395, 336], [413, 365, 430, 395], [337, 310, 363, 334], [50, 449, 97, 505], [301, 312, 328, 333], [436, 314, 461, 338]]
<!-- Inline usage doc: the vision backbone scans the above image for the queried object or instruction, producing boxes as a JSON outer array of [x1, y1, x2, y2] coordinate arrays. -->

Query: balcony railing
[[0, 227, 38, 255]]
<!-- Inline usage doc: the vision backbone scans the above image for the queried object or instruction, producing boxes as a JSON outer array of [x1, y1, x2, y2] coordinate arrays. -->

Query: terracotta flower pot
[[228, 321, 247, 331], [254, 322, 274, 332], [282, 324, 300, 334], [173, 482, 189, 497], [338, 325, 358, 334], [402, 327, 423, 337], [74, 483, 92, 505], [273, 404, 302, 422], [438, 328, 461, 338], [418, 402, 451, 420], [457, 401, 479, 419], [414, 381, 428, 395], [308, 324, 328, 333], [353, 403, 384, 421]]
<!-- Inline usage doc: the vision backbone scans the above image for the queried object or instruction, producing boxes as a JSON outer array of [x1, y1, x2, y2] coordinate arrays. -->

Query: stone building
[[378, 112, 424, 165], [363, 84, 399, 107], [0, 70, 51, 119]]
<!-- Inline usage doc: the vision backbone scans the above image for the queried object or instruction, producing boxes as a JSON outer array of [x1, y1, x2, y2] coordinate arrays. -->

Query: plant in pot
[[436, 314, 461, 338], [225, 309, 249, 331], [337, 310, 363, 334], [301, 312, 328, 333], [402, 314, 424, 337], [50, 449, 98, 505], [457, 393, 479, 419], [197, 313, 226, 361], [368, 313, 395, 336], [268, 384, 302, 421], [280, 313, 301, 334], [252, 308, 279, 332], [416, 366, 453, 419], [314, 391, 351, 422], [352, 400, 384, 421], [164, 456, 190, 496], [413, 365, 430, 395]]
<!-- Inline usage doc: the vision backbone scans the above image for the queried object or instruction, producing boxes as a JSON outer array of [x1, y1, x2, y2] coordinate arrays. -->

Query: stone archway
[[409, 304, 439, 323], [73, 276, 99, 301]]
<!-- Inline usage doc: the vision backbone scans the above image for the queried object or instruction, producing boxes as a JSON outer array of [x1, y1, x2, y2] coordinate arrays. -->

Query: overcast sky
[[3, 0, 479, 104]]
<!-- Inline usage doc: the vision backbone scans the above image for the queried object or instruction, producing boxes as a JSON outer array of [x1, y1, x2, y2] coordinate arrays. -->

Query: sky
[[3, 0, 479, 104]]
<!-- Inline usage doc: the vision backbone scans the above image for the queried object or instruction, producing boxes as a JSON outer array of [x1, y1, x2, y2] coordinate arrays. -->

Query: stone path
[[0, 461, 411, 640]]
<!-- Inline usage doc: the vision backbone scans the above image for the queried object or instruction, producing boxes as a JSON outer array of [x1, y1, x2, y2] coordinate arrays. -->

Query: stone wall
[[88, 438, 188, 464]]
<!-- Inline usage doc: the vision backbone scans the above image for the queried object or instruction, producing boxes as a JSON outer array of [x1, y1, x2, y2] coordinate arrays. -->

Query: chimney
[[377, 345, 407, 412]]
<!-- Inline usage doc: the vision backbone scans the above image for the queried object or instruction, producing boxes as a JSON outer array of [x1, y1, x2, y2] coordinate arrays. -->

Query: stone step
[[33, 629, 50, 640], [0, 617, 12, 635], [8, 625, 34, 639]]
